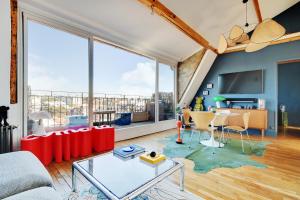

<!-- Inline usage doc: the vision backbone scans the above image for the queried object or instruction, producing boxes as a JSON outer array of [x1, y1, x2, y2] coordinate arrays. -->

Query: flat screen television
[[218, 69, 263, 94]]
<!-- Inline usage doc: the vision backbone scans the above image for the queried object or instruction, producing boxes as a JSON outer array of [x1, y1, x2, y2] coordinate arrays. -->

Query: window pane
[[93, 41, 156, 128], [159, 63, 175, 121], [27, 20, 89, 133]]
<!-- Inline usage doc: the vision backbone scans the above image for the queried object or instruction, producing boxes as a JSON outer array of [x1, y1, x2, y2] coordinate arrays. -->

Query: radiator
[[0, 126, 16, 154]]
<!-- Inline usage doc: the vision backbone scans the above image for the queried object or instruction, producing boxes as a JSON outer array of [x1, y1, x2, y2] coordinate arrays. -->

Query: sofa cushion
[[3, 187, 62, 200], [0, 151, 53, 199]]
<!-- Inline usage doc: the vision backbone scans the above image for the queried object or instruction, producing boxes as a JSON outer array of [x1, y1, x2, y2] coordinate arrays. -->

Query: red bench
[[21, 126, 115, 165], [92, 125, 115, 153]]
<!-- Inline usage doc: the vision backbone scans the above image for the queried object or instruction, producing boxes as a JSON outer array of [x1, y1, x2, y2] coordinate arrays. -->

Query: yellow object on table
[[140, 153, 166, 164]]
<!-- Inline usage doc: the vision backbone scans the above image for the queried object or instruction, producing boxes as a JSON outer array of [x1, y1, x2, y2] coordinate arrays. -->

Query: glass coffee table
[[72, 152, 184, 200]]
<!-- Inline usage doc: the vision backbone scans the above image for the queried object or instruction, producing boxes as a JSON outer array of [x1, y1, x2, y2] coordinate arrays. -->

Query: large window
[[25, 18, 175, 134], [93, 41, 156, 127], [27, 20, 89, 133], [159, 63, 175, 121]]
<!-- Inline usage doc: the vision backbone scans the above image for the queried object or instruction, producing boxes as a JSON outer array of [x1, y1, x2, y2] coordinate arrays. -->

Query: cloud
[[120, 62, 155, 96], [28, 53, 69, 91], [28, 55, 157, 96]]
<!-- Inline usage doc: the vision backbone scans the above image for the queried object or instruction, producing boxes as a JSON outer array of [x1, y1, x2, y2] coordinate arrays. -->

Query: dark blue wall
[[191, 3, 300, 136], [191, 41, 300, 136], [278, 62, 300, 127], [274, 2, 300, 34]]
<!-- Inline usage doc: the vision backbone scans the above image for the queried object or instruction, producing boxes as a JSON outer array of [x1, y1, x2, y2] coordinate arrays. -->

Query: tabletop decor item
[[113, 144, 145, 158], [213, 96, 226, 108], [139, 152, 166, 165], [193, 96, 204, 111]]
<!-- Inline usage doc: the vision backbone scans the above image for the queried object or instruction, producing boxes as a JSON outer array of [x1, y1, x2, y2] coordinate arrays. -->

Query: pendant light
[[250, 18, 286, 44], [217, 0, 286, 53], [229, 25, 244, 41], [217, 0, 250, 53], [245, 42, 270, 52], [217, 34, 227, 54]]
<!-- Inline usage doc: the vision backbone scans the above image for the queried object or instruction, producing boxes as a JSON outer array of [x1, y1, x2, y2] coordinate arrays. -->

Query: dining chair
[[189, 111, 214, 146], [212, 112, 229, 147], [224, 112, 251, 152], [182, 108, 192, 127]]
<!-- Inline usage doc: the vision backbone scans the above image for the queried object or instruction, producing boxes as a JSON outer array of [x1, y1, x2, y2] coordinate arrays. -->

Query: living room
[[1, 0, 300, 199]]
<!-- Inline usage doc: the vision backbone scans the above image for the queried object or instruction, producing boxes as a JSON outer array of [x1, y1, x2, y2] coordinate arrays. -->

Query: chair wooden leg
[[240, 132, 244, 153]]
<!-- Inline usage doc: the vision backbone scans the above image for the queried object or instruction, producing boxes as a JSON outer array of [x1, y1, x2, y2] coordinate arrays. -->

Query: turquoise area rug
[[162, 130, 270, 173]]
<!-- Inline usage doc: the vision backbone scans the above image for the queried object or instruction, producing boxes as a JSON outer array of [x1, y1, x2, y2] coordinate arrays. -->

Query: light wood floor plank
[[46, 128, 300, 199]]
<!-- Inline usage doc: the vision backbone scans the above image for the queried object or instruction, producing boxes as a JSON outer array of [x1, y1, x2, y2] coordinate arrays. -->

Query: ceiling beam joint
[[138, 0, 217, 53]]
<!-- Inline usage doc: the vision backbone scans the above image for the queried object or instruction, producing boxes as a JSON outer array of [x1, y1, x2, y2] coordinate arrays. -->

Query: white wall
[[0, 0, 21, 149], [0, 0, 11, 106]]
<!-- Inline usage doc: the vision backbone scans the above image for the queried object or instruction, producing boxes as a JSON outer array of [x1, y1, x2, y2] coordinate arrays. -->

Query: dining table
[[200, 111, 240, 148]]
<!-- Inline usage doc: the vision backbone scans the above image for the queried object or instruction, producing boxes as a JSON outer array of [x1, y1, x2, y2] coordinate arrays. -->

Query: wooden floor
[[47, 128, 300, 200]]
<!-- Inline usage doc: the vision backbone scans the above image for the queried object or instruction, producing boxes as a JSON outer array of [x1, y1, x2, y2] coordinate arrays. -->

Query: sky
[[28, 20, 174, 97]]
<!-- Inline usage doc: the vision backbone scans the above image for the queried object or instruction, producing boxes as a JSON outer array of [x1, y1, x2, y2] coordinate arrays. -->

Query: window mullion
[[88, 37, 94, 126], [155, 60, 159, 123]]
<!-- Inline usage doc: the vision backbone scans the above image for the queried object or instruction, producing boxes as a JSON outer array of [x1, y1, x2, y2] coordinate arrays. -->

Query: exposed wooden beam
[[10, 0, 18, 104], [137, 0, 217, 53], [253, 0, 263, 23], [224, 32, 300, 53]]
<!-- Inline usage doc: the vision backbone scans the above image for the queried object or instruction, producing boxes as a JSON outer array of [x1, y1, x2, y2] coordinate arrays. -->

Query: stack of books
[[113, 144, 145, 158]]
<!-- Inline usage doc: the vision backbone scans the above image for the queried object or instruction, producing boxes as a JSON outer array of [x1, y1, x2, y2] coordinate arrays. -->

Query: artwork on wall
[[10, 0, 18, 104], [207, 83, 213, 89], [203, 90, 209, 96]]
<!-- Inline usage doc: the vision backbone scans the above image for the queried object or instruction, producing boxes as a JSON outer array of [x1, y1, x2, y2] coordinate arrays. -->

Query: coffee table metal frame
[[72, 153, 185, 200]]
